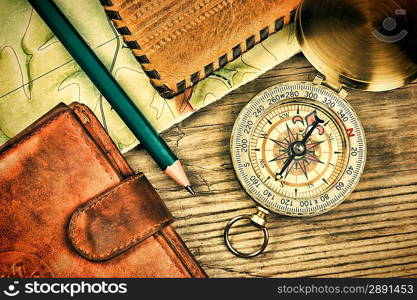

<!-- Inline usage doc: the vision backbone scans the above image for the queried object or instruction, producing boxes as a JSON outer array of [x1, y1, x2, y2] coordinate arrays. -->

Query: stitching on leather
[[160, 228, 199, 276], [70, 103, 135, 177], [73, 222, 168, 260], [154, 233, 187, 276], [0, 109, 115, 182], [132, 0, 200, 43], [104, 1, 296, 96], [146, 1, 227, 51], [162, 10, 294, 95], [122, 0, 162, 22], [179, 10, 294, 94], [66, 113, 114, 179], [69, 174, 173, 260], [74, 175, 142, 214], [0, 110, 66, 158]]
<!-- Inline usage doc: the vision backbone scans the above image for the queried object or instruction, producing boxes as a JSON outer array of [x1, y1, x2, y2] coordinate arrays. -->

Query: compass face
[[230, 82, 366, 216]]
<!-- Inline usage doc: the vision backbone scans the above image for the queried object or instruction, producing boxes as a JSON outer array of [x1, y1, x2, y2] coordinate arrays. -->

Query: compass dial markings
[[250, 102, 345, 200], [231, 82, 366, 217]]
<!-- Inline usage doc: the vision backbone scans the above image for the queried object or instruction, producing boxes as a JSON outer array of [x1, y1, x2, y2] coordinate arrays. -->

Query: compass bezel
[[230, 81, 367, 217]]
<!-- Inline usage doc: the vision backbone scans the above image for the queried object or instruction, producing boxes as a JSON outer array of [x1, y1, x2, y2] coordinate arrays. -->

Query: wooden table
[[124, 54, 417, 278]]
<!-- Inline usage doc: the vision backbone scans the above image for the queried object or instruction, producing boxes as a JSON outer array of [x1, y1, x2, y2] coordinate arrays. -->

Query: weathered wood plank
[[124, 54, 417, 277]]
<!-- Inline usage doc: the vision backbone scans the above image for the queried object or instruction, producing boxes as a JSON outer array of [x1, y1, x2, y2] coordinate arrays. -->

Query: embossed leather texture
[[100, 0, 301, 98], [0, 103, 206, 278]]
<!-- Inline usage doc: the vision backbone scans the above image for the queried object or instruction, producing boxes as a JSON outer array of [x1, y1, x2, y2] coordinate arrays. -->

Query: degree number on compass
[[230, 82, 366, 217]]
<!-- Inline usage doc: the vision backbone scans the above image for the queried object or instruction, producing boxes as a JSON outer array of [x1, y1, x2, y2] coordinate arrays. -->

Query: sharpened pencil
[[28, 0, 195, 195]]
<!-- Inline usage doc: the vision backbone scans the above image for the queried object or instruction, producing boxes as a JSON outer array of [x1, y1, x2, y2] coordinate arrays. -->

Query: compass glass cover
[[231, 82, 366, 216]]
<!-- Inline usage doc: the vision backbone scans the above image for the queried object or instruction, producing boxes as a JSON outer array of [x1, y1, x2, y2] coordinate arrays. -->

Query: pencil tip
[[184, 185, 196, 196]]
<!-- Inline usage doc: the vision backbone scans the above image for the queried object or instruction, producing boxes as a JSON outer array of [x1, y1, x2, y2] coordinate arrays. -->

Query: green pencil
[[29, 0, 194, 195]]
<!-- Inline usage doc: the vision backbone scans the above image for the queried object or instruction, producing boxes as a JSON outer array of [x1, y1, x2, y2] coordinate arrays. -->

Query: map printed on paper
[[0, 0, 300, 153]]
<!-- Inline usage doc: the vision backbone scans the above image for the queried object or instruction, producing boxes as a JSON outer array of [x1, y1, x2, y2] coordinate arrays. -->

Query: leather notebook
[[0, 102, 206, 278], [100, 0, 301, 98]]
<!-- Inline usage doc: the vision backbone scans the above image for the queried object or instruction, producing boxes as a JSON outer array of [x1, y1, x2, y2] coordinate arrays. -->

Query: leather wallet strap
[[68, 174, 173, 261]]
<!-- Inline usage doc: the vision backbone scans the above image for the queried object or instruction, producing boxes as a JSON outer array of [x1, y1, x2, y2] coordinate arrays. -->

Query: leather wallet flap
[[68, 174, 173, 261]]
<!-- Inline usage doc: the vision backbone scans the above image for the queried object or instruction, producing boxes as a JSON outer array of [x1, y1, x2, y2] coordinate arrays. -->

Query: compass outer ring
[[230, 81, 367, 217]]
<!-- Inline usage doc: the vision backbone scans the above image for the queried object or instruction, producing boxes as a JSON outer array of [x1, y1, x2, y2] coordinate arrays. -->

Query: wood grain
[[124, 54, 417, 278]]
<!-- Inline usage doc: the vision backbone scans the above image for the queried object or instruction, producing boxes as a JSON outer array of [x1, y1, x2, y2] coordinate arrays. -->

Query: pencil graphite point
[[184, 185, 196, 196], [164, 160, 194, 194]]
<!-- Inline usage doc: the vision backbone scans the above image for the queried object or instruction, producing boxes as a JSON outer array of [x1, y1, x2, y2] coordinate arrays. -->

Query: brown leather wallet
[[0, 102, 206, 278], [100, 0, 301, 98]]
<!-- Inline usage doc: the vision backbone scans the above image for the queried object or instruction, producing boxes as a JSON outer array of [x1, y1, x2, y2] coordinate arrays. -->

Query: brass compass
[[224, 0, 417, 258]]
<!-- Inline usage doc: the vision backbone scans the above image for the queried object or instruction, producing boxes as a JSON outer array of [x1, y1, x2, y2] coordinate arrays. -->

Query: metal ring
[[224, 214, 269, 258]]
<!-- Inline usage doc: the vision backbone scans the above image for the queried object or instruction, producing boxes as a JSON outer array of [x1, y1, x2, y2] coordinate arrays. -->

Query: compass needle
[[230, 82, 366, 221]]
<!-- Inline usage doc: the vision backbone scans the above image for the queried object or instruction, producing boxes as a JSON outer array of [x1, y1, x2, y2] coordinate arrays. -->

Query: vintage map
[[0, 0, 300, 153]]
